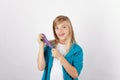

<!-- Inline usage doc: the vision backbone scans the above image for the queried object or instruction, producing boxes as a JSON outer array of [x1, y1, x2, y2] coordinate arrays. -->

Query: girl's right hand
[[37, 34, 45, 48]]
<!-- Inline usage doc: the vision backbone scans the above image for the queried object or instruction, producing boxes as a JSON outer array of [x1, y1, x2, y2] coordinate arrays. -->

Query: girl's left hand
[[52, 48, 62, 60]]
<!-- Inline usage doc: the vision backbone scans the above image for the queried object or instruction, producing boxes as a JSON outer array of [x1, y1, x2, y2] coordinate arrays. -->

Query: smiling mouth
[[59, 33, 65, 37]]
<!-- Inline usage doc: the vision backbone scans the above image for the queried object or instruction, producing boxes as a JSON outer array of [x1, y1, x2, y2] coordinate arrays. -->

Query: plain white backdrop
[[0, 0, 120, 80]]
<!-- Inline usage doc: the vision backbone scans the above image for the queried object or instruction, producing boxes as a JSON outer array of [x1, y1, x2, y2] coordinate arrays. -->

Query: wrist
[[39, 46, 44, 49], [59, 55, 64, 61]]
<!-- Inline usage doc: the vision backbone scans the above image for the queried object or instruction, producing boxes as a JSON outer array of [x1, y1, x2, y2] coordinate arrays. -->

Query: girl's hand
[[52, 48, 63, 60], [37, 34, 45, 48]]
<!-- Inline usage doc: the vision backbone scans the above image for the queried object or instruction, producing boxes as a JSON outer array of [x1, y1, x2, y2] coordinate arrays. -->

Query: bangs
[[53, 16, 68, 27]]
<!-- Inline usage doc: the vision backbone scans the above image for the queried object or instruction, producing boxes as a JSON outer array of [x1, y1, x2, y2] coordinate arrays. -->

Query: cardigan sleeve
[[73, 48, 83, 75], [44, 46, 49, 66]]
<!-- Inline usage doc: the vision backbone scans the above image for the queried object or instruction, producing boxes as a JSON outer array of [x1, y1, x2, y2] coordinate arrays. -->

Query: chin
[[59, 37, 65, 40], [59, 38, 66, 41]]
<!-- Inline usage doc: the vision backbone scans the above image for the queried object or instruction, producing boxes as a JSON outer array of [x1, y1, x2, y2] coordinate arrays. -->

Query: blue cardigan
[[42, 43, 83, 80]]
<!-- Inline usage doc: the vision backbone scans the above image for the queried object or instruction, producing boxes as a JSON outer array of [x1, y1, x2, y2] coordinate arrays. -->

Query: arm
[[37, 46, 46, 71], [60, 56, 78, 78], [52, 49, 78, 78], [37, 34, 46, 71]]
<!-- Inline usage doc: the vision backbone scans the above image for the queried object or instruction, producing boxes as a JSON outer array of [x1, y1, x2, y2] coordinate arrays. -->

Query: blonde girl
[[37, 15, 83, 80]]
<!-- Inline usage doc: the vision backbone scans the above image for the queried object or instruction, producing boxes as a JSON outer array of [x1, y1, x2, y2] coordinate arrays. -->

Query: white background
[[0, 0, 120, 80]]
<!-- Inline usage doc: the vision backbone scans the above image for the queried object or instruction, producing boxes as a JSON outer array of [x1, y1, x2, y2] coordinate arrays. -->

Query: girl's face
[[55, 21, 70, 42]]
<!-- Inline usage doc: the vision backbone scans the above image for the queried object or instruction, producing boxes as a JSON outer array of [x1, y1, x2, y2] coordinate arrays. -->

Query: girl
[[37, 15, 83, 80]]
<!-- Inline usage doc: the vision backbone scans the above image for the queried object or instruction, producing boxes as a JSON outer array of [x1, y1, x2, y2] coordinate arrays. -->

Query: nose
[[58, 28, 63, 33]]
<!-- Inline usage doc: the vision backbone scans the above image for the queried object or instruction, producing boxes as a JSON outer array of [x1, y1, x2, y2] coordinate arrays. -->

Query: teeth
[[59, 34, 64, 36]]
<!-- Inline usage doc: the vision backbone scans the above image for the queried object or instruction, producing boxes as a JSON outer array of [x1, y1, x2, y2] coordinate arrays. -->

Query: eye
[[55, 27, 59, 30], [63, 26, 67, 28]]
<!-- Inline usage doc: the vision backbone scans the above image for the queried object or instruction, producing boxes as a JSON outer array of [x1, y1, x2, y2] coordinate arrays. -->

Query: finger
[[52, 52, 55, 57], [40, 35, 44, 41], [52, 54, 54, 57], [40, 39, 43, 41], [38, 35, 43, 41], [38, 34, 43, 38], [52, 49, 55, 57]]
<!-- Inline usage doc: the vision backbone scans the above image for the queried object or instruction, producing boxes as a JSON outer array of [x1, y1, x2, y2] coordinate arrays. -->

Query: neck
[[59, 37, 71, 45], [59, 37, 72, 52]]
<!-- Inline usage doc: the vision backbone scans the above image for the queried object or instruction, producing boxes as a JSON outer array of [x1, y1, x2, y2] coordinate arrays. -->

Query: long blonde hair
[[51, 15, 76, 45]]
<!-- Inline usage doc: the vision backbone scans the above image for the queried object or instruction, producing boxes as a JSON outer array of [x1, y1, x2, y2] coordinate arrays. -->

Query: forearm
[[59, 56, 78, 78], [37, 47, 46, 71]]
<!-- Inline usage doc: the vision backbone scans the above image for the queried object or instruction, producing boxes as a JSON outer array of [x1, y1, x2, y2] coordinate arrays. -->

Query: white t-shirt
[[50, 43, 66, 80]]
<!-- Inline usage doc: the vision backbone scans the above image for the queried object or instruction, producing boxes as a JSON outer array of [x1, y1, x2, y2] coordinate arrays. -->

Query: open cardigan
[[42, 43, 83, 80]]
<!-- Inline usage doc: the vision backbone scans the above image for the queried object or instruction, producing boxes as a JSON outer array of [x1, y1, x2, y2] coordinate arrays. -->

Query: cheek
[[55, 30, 59, 37], [65, 29, 71, 37], [55, 30, 58, 34], [65, 29, 70, 34]]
